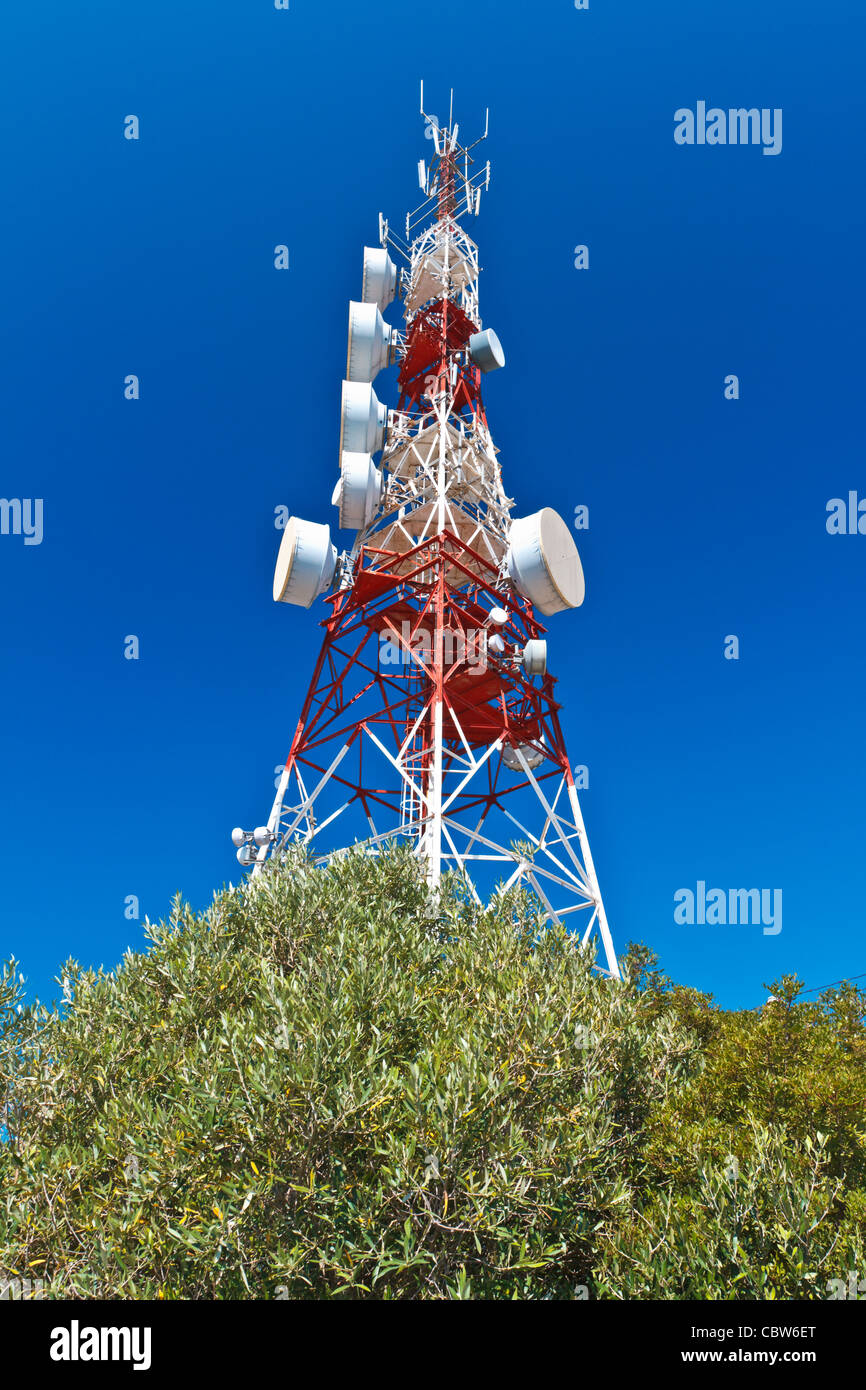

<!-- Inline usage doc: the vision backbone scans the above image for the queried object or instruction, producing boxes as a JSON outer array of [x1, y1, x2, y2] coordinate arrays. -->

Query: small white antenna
[[417, 159, 427, 191], [378, 212, 387, 245], [449, 88, 454, 129], [475, 187, 482, 215], [485, 160, 491, 190], [450, 123, 459, 151], [484, 108, 489, 139]]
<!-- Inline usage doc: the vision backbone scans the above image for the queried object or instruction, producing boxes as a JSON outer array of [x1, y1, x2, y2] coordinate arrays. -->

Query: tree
[[0, 846, 863, 1300]]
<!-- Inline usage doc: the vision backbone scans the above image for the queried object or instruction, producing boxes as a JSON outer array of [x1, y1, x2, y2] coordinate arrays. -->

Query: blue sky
[[1, 0, 863, 1009]]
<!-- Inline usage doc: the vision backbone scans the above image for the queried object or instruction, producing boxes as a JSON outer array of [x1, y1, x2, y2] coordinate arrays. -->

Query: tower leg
[[564, 777, 620, 979]]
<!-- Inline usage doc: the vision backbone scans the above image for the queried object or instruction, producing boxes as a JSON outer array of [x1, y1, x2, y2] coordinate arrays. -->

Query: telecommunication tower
[[232, 87, 620, 979]]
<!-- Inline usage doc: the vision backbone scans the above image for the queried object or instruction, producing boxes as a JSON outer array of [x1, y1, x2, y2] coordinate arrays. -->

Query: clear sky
[[1, 0, 863, 1010]]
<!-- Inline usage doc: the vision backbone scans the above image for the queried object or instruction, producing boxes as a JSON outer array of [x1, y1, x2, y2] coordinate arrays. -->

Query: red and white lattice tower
[[232, 89, 620, 979]]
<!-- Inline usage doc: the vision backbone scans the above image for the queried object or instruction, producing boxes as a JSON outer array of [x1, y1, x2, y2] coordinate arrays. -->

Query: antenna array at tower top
[[395, 81, 491, 246]]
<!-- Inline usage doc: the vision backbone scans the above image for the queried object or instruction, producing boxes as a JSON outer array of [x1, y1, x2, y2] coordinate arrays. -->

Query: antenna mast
[[232, 88, 620, 979]]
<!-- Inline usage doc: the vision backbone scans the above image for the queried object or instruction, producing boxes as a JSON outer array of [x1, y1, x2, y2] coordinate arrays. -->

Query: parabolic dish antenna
[[339, 381, 388, 461], [347, 301, 396, 383], [361, 246, 397, 312], [507, 508, 585, 616], [468, 327, 505, 373], [502, 737, 546, 771], [338, 451, 382, 530], [273, 517, 337, 608]]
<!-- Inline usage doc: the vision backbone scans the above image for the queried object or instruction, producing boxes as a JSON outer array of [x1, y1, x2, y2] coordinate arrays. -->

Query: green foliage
[[0, 847, 863, 1299]]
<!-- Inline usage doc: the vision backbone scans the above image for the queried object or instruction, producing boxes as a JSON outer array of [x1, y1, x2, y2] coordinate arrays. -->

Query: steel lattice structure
[[234, 90, 620, 979]]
